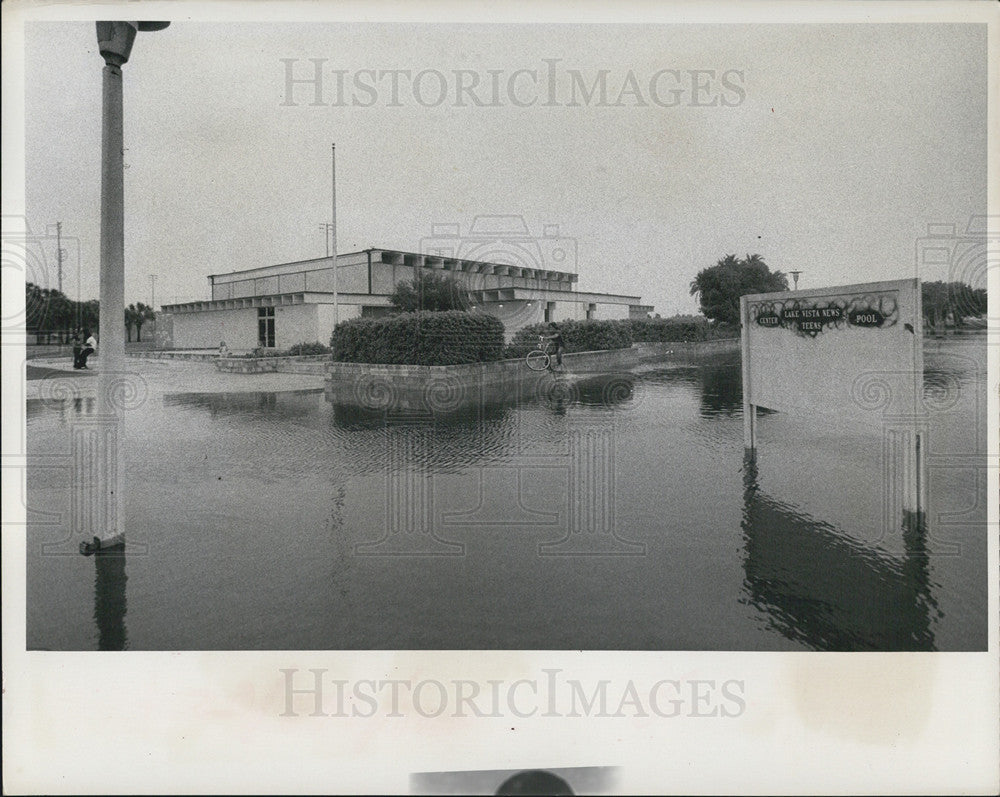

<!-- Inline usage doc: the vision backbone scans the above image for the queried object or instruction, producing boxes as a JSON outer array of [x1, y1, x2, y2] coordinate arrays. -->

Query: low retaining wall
[[214, 354, 331, 374], [640, 337, 740, 361], [203, 338, 739, 383], [130, 350, 219, 361], [325, 339, 740, 412]]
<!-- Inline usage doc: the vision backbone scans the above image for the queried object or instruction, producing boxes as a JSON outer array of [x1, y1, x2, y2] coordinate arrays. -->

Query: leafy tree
[[922, 280, 986, 329], [390, 269, 471, 313], [25, 282, 99, 339], [689, 254, 789, 325], [79, 299, 100, 332], [26, 282, 78, 340]]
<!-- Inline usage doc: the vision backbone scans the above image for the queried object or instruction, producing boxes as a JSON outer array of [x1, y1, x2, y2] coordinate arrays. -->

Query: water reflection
[[162, 388, 323, 417], [697, 362, 743, 417], [94, 550, 128, 651], [741, 454, 939, 650], [25, 395, 96, 424], [24, 341, 985, 650]]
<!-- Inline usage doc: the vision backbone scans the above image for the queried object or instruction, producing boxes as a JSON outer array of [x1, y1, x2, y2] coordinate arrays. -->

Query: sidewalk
[[24, 356, 327, 400]]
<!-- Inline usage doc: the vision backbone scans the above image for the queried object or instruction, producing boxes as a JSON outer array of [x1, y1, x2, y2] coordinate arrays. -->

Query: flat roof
[[207, 247, 579, 281]]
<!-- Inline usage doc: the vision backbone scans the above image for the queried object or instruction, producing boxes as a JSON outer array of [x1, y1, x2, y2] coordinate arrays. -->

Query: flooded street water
[[25, 339, 987, 650]]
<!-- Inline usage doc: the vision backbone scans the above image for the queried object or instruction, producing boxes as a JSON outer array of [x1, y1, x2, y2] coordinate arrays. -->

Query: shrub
[[286, 341, 331, 356], [504, 319, 634, 359], [331, 311, 505, 365], [390, 270, 471, 312], [233, 342, 331, 358], [627, 316, 709, 343], [706, 322, 740, 340]]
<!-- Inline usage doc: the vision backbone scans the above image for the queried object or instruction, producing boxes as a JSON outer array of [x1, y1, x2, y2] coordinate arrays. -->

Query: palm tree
[[125, 304, 139, 342], [135, 302, 155, 342]]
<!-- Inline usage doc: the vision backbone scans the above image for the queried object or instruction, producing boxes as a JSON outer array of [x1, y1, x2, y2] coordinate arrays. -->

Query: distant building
[[162, 247, 654, 350]]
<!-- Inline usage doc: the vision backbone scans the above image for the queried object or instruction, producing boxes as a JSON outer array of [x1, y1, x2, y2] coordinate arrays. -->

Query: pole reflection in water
[[741, 453, 939, 651], [94, 549, 127, 650]]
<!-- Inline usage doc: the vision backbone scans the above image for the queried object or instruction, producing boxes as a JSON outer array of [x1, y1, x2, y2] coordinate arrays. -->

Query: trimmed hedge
[[331, 311, 505, 365], [287, 341, 331, 356], [626, 317, 740, 343], [628, 317, 708, 342], [505, 319, 634, 359], [234, 341, 331, 358]]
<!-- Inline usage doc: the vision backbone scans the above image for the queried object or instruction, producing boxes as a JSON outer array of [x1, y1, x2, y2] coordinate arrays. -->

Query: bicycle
[[526, 336, 558, 371]]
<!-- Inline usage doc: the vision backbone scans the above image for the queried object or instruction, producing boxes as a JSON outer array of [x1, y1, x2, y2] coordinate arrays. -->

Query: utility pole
[[55, 221, 64, 293], [149, 274, 158, 346]]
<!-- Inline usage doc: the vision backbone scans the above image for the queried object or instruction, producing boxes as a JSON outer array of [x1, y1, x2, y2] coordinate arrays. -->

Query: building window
[[586, 303, 597, 320], [257, 306, 275, 348], [545, 301, 556, 323]]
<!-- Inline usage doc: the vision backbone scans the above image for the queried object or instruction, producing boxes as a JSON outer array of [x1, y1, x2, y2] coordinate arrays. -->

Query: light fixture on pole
[[790, 270, 803, 290], [81, 20, 170, 556]]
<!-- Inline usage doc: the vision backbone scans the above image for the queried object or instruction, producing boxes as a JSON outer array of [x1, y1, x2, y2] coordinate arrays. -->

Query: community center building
[[162, 247, 654, 350]]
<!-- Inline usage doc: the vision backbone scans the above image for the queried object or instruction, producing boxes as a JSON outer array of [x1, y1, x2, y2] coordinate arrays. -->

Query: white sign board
[[740, 278, 924, 511]]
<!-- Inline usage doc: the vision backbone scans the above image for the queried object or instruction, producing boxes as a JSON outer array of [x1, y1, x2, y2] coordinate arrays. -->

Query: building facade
[[162, 248, 654, 350]]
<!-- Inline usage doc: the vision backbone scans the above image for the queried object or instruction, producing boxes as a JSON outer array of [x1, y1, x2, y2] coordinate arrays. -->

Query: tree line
[[689, 255, 986, 329], [25, 282, 157, 342]]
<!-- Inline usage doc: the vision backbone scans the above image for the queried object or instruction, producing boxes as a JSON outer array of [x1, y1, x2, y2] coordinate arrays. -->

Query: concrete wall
[[596, 302, 630, 320], [472, 298, 633, 338], [172, 307, 259, 350], [370, 262, 417, 294], [212, 253, 372, 300], [129, 350, 220, 361], [370, 261, 394, 294], [167, 301, 375, 350], [324, 343, 697, 413], [302, 264, 368, 294], [476, 301, 546, 340], [272, 304, 319, 349], [317, 303, 361, 342], [369, 260, 574, 297], [543, 299, 631, 322], [153, 312, 174, 348], [325, 339, 741, 405]]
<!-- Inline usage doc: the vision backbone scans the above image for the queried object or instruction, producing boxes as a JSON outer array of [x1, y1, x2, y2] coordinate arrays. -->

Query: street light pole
[[790, 270, 802, 290], [81, 21, 169, 556], [331, 143, 338, 327]]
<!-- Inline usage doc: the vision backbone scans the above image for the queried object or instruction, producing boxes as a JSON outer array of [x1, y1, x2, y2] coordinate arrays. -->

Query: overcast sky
[[23, 20, 987, 315]]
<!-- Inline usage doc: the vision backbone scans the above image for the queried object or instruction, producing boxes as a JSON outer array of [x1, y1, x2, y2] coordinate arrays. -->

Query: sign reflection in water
[[740, 454, 938, 651]]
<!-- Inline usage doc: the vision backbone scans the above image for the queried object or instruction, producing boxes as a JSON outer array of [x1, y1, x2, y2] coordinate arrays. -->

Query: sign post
[[740, 279, 925, 517]]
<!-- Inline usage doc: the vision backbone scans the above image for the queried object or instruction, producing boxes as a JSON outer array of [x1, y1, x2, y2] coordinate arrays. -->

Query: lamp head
[[96, 21, 170, 66]]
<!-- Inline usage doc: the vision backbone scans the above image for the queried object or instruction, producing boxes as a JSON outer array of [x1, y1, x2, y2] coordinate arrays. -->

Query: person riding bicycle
[[541, 322, 565, 369]]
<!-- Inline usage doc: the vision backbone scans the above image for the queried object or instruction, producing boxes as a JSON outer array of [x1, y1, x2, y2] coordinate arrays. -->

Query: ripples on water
[[25, 341, 987, 651]]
